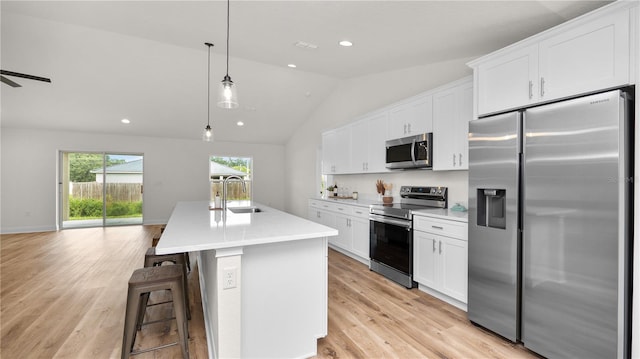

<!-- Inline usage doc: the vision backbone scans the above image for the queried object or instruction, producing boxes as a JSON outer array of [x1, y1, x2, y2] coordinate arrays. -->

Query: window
[[60, 152, 143, 229], [209, 156, 252, 201]]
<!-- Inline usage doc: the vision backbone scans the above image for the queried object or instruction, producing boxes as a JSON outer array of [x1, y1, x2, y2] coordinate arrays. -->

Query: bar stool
[[151, 225, 165, 247], [142, 247, 191, 320], [121, 265, 189, 359]]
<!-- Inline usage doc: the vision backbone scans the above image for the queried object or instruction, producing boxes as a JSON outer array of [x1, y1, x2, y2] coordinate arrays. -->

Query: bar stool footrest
[[130, 342, 179, 356]]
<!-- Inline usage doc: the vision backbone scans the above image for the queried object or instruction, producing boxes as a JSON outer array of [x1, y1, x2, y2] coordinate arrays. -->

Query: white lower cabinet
[[308, 200, 370, 264], [413, 215, 468, 309], [333, 213, 353, 251], [350, 208, 370, 260], [308, 202, 335, 232]]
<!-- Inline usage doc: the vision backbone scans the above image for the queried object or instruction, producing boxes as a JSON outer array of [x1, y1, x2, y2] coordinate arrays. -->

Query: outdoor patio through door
[[60, 152, 143, 229]]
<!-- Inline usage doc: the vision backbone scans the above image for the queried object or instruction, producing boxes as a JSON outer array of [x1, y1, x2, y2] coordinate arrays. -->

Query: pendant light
[[217, 0, 239, 109], [203, 42, 214, 142]]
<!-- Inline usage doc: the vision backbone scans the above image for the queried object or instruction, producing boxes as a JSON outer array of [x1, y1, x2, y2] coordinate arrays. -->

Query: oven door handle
[[369, 215, 412, 229]]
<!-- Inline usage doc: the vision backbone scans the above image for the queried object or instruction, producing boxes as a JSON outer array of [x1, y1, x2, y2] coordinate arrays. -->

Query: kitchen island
[[156, 201, 338, 359]]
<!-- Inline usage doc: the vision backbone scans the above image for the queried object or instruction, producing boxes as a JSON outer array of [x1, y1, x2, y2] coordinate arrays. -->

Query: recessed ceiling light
[[339, 40, 353, 47], [121, 118, 130, 124], [288, 64, 297, 68], [237, 121, 244, 126]]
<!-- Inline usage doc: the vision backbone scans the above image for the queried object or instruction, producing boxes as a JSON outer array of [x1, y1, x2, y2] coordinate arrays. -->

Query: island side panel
[[199, 248, 244, 359], [196, 251, 217, 359], [241, 237, 328, 358]]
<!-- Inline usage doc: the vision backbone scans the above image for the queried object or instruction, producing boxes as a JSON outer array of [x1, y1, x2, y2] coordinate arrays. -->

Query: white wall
[[330, 171, 468, 207], [0, 128, 285, 233], [284, 57, 474, 217]]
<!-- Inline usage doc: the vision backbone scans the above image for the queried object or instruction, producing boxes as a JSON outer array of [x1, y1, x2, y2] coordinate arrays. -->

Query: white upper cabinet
[[322, 75, 475, 174], [321, 130, 336, 174], [470, 2, 634, 116], [322, 126, 351, 174], [537, 9, 630, 102], [350, 111, 389, 173], [388, 94, 433, 140], [433, 78, 473, 171], [476, 45, 538, 116]]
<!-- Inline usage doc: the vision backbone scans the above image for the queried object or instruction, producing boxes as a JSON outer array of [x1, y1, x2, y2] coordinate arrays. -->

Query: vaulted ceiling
[[1, 1, 610, 144]]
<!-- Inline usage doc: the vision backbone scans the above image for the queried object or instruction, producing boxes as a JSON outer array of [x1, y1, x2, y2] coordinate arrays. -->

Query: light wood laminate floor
[[1, 226, 539, 358]]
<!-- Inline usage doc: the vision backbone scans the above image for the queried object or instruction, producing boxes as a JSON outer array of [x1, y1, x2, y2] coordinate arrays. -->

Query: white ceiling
[[0, 1, 611, 145]]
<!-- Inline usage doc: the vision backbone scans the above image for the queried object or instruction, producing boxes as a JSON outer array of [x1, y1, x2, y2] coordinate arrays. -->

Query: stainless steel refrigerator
[[468, 89, 632, 358]]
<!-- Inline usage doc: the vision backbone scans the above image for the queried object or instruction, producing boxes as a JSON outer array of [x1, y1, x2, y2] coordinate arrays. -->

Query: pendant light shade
[[217, 0, 239, 109], [203, 124, 213, 141], [203, 42, 214, 142], [218, 74, 238, 109]]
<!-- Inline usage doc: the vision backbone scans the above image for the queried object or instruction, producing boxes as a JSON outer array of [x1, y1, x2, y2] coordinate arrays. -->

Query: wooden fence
[[211, 181, 252, 200], [72, 182, 142, 202]]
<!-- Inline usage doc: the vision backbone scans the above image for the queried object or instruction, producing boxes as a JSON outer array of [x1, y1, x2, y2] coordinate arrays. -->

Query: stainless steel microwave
[[385, 133, 433, 169]]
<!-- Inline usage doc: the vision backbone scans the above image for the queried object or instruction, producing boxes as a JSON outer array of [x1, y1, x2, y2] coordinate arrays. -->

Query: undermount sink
[[228, 206, 262, 214]]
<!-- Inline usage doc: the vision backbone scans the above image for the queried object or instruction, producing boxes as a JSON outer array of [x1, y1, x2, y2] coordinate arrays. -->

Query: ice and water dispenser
[[477, 189, 506, 229]]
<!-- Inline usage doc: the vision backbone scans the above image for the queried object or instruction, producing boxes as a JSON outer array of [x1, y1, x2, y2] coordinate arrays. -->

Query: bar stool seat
[[143, 247, 191, 320], [121, 265, 189, 359]]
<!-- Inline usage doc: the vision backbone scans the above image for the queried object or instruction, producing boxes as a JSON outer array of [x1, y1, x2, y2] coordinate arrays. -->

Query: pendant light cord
[[206, 43, 213, 126], [225, 0, 230, 77]]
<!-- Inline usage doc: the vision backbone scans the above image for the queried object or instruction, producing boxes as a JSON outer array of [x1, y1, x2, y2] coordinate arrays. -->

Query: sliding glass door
[[60, 152, 143, 229]]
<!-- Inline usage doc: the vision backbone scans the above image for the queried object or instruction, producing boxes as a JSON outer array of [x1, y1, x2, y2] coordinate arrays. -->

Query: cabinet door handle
[[528, 80, 533, 100], [459, 153, 462, 166], [540, 77, 545, 97], [407, 123, 411, 133], [403, 124, 407, 134], [439, 241, 442, 254], [452, 153, 456, 166], [432, 239, 436, 252], [432, 225, 444, 230]]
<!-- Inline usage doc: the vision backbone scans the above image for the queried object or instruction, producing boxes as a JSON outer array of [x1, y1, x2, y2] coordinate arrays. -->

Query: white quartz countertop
[[312, 197, 468, 222], [311, 196, 378, 208], [412, 208, 468, 222], [156, 201, 339, 254]]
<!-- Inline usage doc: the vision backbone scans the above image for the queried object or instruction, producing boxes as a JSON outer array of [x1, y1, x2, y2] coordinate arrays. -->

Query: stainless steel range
[[369, 186, 447, 288]]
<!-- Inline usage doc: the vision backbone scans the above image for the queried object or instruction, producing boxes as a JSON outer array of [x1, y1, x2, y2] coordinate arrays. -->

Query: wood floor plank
[[2, 226, 538, 359], [1, 225, 207, 359], [315, 249, 539, 359]]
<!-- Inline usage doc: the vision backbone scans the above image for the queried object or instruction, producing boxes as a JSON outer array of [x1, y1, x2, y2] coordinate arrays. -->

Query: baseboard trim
[[0, 225, 57, 235]]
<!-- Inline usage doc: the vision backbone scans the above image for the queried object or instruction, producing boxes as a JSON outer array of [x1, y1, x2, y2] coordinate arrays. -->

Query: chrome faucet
[[222, 175, 247, 210]]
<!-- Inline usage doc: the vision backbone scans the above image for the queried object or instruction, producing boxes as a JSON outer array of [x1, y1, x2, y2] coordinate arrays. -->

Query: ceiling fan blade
[[0, 75, 21, 88], [0, 70, 51, 84]]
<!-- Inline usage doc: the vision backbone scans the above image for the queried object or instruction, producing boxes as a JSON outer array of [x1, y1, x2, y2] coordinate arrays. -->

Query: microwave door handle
[[411, 138, 416, 164]]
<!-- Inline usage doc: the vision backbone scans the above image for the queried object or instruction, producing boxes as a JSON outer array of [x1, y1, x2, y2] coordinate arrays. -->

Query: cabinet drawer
[[333, 204, 354, 215], [414, 216, 467, 240], [308, 199, 322, 208], [351, 206, 370, 219], [317, 201, 336, 212]]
